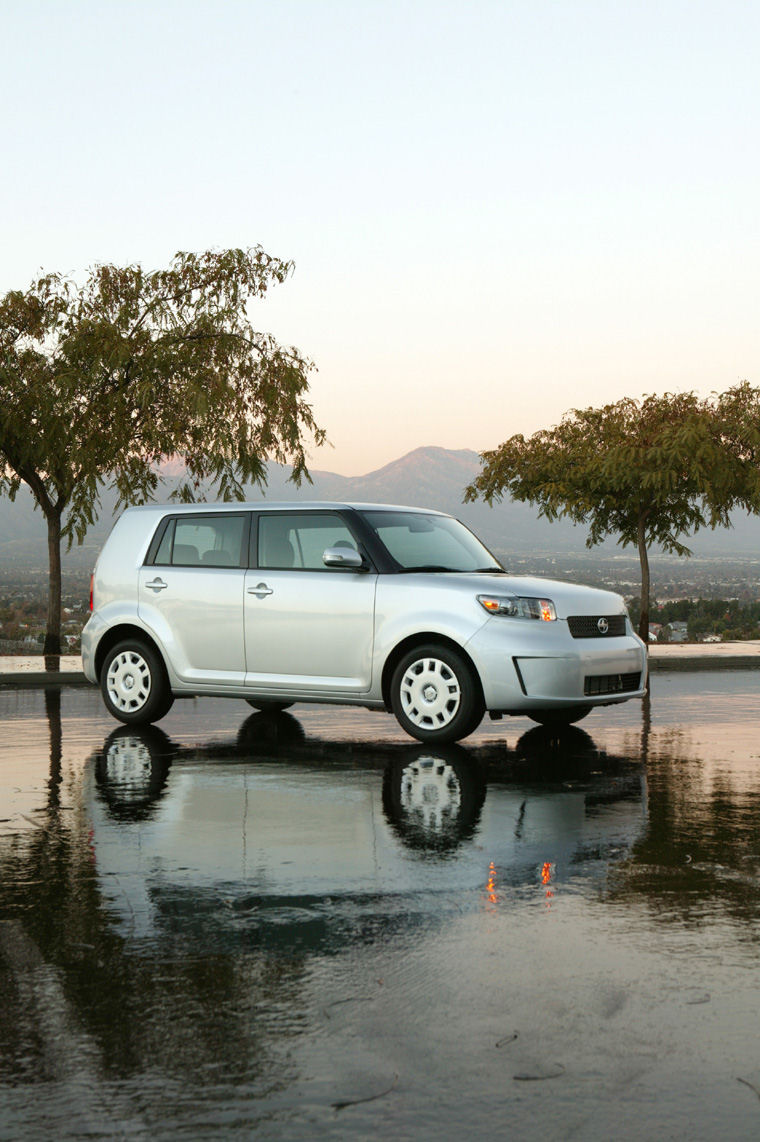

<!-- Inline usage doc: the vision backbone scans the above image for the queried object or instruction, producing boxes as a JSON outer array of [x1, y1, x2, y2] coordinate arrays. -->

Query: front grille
[[584, 672, 641, 697], [568, 614, 626, 638]]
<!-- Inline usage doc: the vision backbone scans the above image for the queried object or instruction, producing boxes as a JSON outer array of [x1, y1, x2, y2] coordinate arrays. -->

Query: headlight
[[477, 594, 557, 622]]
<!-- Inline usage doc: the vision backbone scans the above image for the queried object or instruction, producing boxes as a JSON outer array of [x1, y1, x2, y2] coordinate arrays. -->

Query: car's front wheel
[[390, 644, 484, 744], [101, 640, 174, 725]]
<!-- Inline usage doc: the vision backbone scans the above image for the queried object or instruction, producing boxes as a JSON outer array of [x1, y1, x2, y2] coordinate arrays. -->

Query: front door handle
[[145, 577, 167, 592], [247, 582, 273, 598]]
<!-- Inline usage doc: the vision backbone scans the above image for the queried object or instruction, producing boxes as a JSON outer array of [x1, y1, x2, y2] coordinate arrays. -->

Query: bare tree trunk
[[43, 508, 63, 667], [637, 512, 650, 646]]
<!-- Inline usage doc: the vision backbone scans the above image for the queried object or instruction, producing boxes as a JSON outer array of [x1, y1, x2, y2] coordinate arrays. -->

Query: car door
[[138, 512, 249, 686], [244, 510, 377, 693]]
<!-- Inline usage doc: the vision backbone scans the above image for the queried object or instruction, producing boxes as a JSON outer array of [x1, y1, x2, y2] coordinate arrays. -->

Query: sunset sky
[[2, 0, 758, 475]]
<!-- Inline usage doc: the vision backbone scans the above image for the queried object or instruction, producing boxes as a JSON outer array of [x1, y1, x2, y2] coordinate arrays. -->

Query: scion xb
[[82, 502, 648, 743]]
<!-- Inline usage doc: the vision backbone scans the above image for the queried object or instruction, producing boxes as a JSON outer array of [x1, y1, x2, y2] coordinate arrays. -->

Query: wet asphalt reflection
[[2, 675, 760, 1139]]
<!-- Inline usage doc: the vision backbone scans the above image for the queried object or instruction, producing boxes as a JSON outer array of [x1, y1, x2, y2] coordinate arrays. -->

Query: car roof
[[122, 501, 449, 517]]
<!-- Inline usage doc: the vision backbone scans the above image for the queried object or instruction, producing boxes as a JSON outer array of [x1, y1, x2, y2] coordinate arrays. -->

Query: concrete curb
[[0, 670, 91, 688], [648, 655, 760, 672], [0, 656, 89, 689], [648, 639, 760, 672]]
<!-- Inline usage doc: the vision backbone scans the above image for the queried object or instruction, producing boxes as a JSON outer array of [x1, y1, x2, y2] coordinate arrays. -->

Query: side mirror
[[322, 546, 365, 570]]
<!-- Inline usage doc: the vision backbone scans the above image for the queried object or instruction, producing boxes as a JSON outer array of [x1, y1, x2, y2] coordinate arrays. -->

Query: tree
[[706, 382, 760, 512], [0, 247, 325, 657], [464, 388, 760, 643]]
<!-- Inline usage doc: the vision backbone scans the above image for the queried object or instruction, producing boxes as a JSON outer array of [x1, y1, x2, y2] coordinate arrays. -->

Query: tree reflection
[[606, 687, 760, 934], [44, 686, 63, 812]]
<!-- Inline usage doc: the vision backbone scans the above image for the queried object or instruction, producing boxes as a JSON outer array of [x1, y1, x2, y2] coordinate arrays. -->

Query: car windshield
[[362, 511, 503, 573]]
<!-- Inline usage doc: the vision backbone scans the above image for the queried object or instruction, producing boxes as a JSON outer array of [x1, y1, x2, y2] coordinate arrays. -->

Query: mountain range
[[2, 445, 759, 574]]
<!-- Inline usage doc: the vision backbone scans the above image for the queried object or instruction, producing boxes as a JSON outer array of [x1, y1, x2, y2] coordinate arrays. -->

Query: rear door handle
[[145, 577, 167, 592], [247, 582, 273, 598]]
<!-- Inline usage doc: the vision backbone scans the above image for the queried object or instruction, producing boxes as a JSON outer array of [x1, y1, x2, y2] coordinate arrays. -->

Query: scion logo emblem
[[597, 617, 609, 634]]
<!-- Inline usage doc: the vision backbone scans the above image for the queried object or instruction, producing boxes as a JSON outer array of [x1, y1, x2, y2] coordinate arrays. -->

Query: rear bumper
[[80, 616, 102, 684]]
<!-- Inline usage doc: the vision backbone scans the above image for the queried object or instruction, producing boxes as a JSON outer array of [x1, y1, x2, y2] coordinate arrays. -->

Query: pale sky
[[2, 0, 758, 475]]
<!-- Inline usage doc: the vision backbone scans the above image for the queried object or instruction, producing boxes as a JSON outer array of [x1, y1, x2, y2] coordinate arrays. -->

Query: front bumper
[[465, 619, 648, 712]]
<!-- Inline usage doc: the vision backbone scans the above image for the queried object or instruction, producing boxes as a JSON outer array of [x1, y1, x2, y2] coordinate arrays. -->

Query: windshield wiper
[[396, 564, 460, 573], [396, 564, 506, 574]]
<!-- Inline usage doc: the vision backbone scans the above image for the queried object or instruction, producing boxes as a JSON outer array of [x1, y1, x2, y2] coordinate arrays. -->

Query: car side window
[[152, 515, 247, 567], [153, 521, 175, 564], [257, 513, 358, 570]]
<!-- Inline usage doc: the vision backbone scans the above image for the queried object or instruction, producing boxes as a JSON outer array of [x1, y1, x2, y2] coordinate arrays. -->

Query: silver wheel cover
[[104, 736, 153, 801], [399, 656, 462, 730], [399, 756, 462, 830], [106, 650, 152, 713]]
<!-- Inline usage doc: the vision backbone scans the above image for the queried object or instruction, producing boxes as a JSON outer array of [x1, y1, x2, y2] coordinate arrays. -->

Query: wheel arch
[[381, 632, 484, 711], [94, 623, 168, 683]]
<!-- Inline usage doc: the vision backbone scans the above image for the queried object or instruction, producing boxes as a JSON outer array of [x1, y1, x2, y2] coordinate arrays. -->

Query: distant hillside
[[2, 445, 759, 573]]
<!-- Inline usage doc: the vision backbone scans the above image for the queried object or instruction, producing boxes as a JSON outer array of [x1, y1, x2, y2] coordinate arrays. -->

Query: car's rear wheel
[[101, 640, 174, 725], [529, 704, 592, 727], [390, 644, 484, 744]]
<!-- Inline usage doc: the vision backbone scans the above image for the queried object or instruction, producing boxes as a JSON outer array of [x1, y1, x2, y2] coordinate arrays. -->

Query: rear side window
[[151, 514, 247, 568], [257, 512, 357, 570]]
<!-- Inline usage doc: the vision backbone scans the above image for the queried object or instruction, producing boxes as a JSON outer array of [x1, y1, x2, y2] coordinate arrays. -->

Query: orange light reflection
[[486, 860, 498, 904], [541, 860, 555, 907]]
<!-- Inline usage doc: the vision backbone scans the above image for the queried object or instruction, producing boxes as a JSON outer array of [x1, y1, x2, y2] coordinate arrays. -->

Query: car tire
[[529, 704, 592, 727], [244, 699, 294, 713], [100, 640, 174, 725], [390, 644, 484, 744]]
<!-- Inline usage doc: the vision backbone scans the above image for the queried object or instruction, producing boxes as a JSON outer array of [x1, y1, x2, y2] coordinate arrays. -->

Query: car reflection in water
[[382, 750, 486, 855], [87, 712, 647, 954]]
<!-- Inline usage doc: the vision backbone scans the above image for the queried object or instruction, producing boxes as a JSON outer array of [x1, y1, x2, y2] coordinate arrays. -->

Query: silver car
[[82, 501, 648, 743]]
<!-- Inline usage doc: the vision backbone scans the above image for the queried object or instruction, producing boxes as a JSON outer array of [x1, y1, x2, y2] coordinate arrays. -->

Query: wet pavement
[[2, 677, 760, 1140]]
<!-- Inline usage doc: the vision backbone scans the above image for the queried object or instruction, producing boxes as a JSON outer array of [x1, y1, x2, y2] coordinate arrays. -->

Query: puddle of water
[[1, 675, 760, 1138]]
